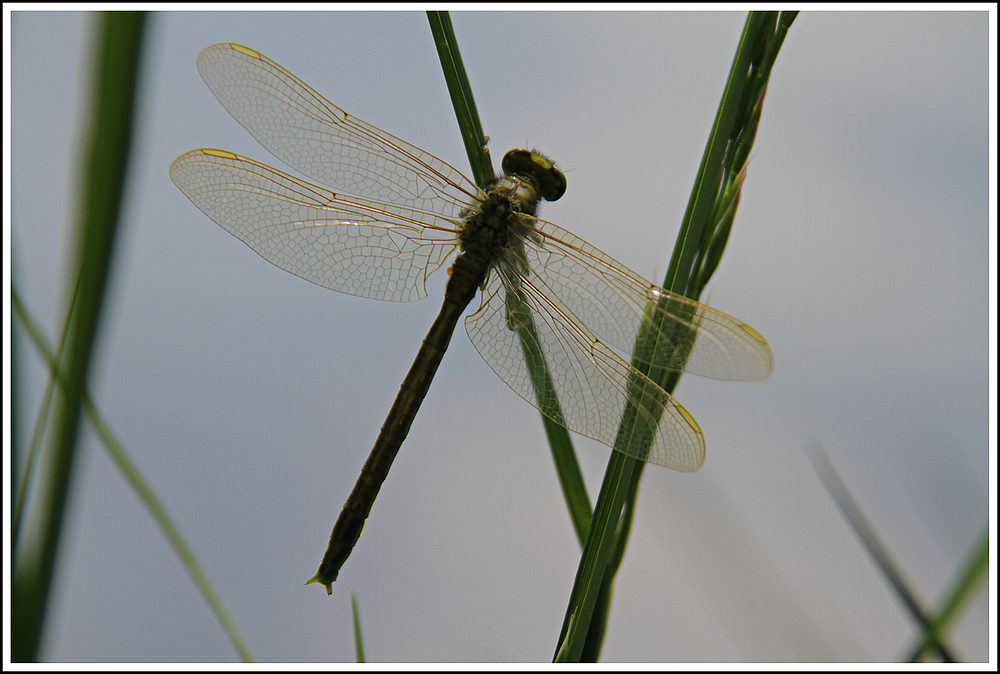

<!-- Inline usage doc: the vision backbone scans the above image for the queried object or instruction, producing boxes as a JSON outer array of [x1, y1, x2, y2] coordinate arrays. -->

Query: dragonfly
[[170, 42, 773, 595]]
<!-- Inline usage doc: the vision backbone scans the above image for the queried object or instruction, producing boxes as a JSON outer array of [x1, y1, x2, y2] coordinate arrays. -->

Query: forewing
[[195, 43, 481, 218], [516, 217, 773, 382], [464, 267, 705, 470], [169, 149, 458, 302]]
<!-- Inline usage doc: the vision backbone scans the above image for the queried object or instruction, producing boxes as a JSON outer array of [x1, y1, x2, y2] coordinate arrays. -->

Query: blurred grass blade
[[351, 592, 366, 662], [556, 12, 796, 662], [806, 441, 956, 662], [427, 12, 592, 543], [11, 12, 146, 662], [12, 270, 83, 553], [905, 527, 988, 662], [12, 289, 256, 663]]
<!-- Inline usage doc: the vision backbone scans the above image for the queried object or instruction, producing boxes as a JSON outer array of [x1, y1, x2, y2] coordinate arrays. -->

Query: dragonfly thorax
[[456, 176, 536, 272], [456, 149, 566, 268]]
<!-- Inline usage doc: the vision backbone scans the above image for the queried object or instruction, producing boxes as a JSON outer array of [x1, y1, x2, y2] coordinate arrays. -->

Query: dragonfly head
[[501, 149, 567, 202]]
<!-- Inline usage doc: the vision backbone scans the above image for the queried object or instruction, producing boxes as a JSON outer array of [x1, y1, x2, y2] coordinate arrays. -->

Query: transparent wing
[[465, 269, 704, 470], [515, 217, 773, 382], [195, 42, 481, 218], [169, 148, 459, 302]]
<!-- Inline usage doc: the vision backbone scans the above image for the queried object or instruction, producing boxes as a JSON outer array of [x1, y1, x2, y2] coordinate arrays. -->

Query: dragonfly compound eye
[[501, 148, 567, 202]]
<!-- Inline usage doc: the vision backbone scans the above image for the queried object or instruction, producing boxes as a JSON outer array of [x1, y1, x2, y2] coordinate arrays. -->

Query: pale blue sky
[[8, 9, 992, 663]]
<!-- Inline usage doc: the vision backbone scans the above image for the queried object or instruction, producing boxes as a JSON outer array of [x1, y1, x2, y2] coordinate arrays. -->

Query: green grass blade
[[905, 527, 989, 662], [10, 12, 146, 662], [426, 12, 591, 544], [555, 12, 796, 662], [12, 289, 256, 663], [578, 450, 643, 659], [351, 592, 366, 662], [582, 14, 798, 657], [541, 416, 592, 545], [554, 451, 637, 663], [426, 11, 494, 187]]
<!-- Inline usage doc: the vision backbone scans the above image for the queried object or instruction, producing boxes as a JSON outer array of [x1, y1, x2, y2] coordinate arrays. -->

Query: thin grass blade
[[12, 270, 83, 553], [426, 12, 591, 542], [351, 592, 367, 663], [426, 11, 494, 187], [905, 527, 988, 662], [806, 441, 956, 661]]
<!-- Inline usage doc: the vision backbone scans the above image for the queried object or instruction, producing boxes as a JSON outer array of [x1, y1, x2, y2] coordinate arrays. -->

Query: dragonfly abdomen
[[307, 248, 488, 593], [308, 162, 563, 592]]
